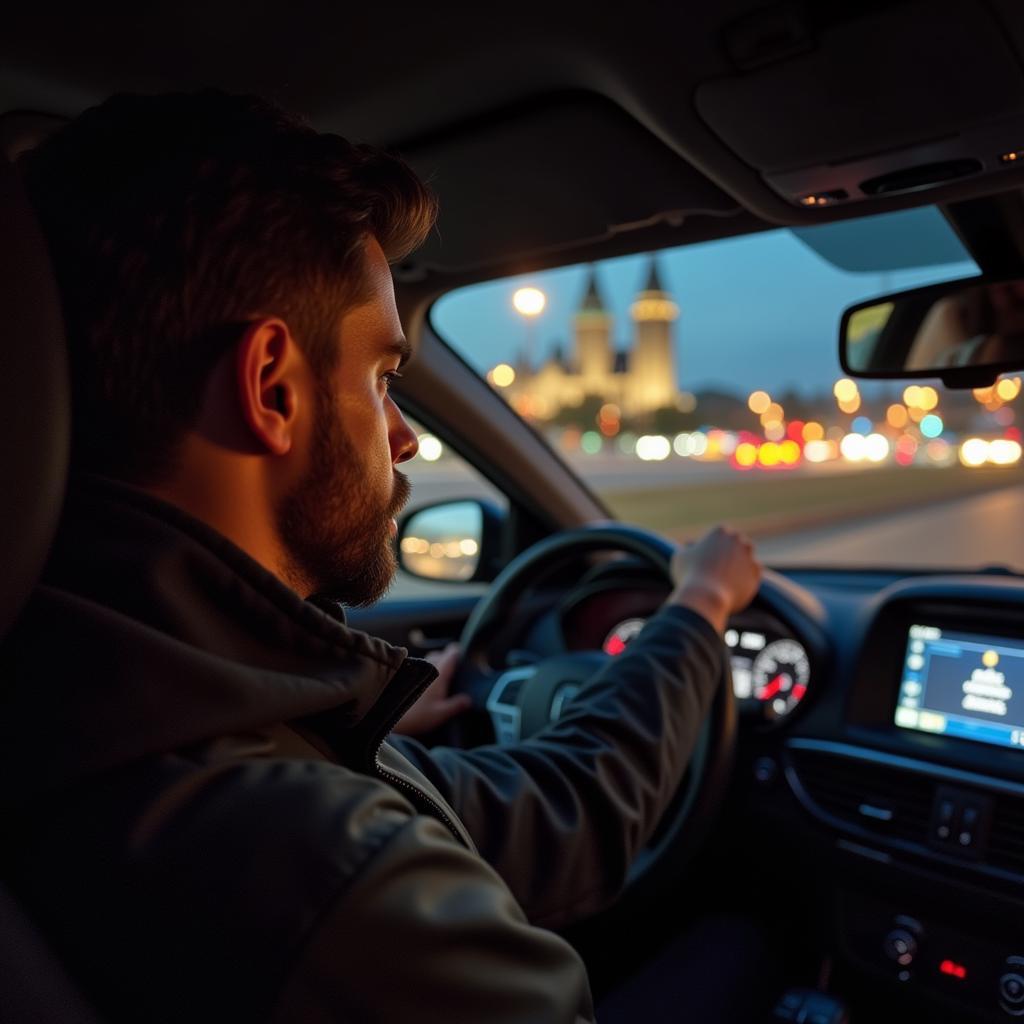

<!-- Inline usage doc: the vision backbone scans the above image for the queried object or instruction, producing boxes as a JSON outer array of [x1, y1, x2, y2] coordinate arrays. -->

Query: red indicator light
[[940, 959, 968, 980], [605, 635, 627, 656]]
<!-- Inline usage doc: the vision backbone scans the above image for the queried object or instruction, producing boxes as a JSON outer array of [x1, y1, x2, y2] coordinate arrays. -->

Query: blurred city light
[[840, 433, 867, 461], [735, 442, 758, 468], [990, 439, 1023, 465], [804, 439, 837, 463], [779, 440, 801, 465], [748, 391, 771, 415], [512, 287, 546, 316], [636, 435, 672, 461], [886, 404, 909, 429], [418, 435, 444, 462], [581, 430, 602, 454], [489, 363, 516, 387], [802, 421, 825, 442], [997, 377, 1022, 401], [834, 379, 858, 403], [852, 416, 872, 435], [920, 414, 944, 439], [903, 385, 923, 407], [959, 438, 989, 467], [865, 433, 890, 462]]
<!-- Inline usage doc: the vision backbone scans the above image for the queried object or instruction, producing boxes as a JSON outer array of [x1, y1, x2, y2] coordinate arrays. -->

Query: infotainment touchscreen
[[895, 625, 1024, 751]]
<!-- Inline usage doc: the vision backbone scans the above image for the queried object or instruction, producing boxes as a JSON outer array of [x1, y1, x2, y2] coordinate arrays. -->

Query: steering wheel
[[451, 522, 738, 906]]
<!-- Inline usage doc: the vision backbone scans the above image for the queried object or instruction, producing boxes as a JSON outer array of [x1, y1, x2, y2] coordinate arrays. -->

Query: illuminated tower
[[629, 258, 679, 415], [574, 267, 613, 395]]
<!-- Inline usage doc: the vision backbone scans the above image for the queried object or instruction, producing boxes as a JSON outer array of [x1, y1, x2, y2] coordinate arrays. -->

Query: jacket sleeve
[[270, 813, 594, 1024], [390, 605, 726, 928]]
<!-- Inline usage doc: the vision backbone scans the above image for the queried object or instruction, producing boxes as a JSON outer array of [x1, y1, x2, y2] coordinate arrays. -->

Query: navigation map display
[[895, 625, 1024, 751]]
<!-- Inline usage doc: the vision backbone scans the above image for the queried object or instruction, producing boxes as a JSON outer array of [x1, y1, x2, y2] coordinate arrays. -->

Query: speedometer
[[603, 617, 646, 656], [751, 639, 810, 720]]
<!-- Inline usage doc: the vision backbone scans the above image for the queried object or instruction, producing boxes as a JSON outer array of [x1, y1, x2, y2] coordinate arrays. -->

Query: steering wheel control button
[[485, 666, 535, 745]]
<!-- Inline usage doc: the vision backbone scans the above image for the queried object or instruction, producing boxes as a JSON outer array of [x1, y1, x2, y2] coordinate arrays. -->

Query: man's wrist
[[667, 579, 731, 634]]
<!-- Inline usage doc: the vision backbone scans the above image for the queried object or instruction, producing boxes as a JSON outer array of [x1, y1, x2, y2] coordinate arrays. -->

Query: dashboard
[[558, 577, 816, 725], [549, 565, 1024, 1022]]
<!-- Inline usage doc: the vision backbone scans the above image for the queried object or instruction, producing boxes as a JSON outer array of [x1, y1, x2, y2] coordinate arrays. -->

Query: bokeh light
[[418, 435, 443, 462], [512, 287, 546, 316], [748, 391, 771, 415]]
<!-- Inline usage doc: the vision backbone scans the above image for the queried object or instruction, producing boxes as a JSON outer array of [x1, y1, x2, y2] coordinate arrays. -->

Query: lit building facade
[[506, 259, 681, 420]]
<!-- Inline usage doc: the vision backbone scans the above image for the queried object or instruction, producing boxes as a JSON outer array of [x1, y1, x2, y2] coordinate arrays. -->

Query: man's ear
[[235, 319, 303, 456]]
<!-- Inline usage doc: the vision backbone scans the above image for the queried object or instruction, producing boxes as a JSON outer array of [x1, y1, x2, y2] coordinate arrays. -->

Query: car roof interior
[[6, 0, 1024, 289]]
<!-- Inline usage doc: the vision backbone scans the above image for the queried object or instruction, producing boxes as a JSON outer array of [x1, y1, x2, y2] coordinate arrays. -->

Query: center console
[[783, 578, 1024, 1021]]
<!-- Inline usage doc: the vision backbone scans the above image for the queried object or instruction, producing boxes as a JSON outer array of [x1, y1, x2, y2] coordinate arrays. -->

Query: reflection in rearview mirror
[[397, 501, 483, 582], [842, 277, 1024, 385]]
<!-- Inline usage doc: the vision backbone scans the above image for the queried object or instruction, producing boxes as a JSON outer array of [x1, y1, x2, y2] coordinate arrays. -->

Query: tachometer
[[751, 639, 810, 720]]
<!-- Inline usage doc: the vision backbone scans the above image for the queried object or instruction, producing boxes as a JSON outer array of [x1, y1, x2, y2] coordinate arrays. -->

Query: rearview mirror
[[840, 276, 1024, 388]]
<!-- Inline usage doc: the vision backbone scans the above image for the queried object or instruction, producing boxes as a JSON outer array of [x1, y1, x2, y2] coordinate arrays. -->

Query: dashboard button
[[1001, 973, 1024, 1003], [883, 928, 918, 967]]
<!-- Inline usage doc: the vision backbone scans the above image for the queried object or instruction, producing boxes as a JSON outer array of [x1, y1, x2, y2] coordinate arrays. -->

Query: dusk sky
[[431, 205, 980, 400]]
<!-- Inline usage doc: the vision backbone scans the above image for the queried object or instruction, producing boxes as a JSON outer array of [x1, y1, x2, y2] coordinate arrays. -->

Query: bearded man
[[0, 91, 761, 1023]]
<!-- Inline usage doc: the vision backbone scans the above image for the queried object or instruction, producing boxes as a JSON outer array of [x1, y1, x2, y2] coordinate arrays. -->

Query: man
[[1, 92, 761, 1022]]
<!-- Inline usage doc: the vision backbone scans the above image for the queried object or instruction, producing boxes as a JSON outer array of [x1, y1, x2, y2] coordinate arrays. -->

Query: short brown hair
[[25, 90, 437, 483]]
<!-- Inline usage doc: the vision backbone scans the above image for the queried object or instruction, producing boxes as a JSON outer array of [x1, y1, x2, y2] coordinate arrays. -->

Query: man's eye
[[381, 370, 404, 391]]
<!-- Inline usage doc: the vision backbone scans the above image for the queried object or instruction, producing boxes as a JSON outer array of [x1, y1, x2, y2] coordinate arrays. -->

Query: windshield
[[430, 206, 1024, 572]]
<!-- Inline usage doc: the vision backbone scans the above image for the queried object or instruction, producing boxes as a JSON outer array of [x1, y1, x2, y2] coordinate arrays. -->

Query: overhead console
[[696, 1, 1024, 210]]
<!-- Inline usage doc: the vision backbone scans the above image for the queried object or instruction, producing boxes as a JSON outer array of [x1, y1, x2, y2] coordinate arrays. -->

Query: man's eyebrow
[[385, 338, 413, 368]]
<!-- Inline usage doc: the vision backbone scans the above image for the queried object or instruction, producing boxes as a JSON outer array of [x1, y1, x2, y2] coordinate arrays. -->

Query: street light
[[512, 286, 546, 367]]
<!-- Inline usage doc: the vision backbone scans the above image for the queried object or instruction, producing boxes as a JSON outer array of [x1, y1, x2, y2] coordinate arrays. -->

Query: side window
[[391, 414, 509, 600]]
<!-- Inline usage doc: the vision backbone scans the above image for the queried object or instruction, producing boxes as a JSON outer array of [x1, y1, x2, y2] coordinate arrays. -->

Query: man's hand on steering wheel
[[668, 525, 762, 633], [394, 642, 472, 736]]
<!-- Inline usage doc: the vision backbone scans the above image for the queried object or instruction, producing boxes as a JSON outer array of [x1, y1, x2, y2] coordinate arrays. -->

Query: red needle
[[758, 675, 784, 701]]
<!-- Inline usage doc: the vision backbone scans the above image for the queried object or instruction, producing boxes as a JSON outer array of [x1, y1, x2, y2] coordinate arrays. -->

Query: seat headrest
[[0, 156, 70, 639]]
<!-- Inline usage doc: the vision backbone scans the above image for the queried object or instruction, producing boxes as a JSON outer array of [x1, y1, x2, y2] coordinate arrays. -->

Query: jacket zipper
[[374, 764, 469, 848], [366, 665, 471, 848]]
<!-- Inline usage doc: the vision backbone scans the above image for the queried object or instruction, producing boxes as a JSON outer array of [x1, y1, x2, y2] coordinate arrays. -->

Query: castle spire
[[578, 265, 607, 313], [643, 256, 666, 295]]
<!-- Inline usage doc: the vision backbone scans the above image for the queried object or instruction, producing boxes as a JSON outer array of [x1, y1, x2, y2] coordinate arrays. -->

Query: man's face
[[276, 238, 419, 604]]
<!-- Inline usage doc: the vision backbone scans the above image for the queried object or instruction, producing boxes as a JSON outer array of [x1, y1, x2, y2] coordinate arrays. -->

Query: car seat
[[0, 152, 101, 1022]]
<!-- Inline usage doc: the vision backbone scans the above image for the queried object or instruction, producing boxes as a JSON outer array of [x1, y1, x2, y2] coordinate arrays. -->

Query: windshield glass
[[430, 206, 1024, 572]]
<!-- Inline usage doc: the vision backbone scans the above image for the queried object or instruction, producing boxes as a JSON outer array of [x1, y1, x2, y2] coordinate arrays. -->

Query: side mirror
[[396, 499, 506, 584], [840, 275, 1024, 388]]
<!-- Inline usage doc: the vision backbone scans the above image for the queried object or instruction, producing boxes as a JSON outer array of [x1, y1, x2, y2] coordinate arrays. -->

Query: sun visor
[[403, 93, 739, 274], [791, 206, 978, 273], [696, 1, 1024, 211]]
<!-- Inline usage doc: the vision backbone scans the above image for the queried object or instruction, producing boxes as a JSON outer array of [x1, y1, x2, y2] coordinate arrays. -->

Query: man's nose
[[389, 401, 419, 465]]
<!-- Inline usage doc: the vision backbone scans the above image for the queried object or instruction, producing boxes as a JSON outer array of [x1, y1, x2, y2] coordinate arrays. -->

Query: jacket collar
[[0, 476, 436, 802]]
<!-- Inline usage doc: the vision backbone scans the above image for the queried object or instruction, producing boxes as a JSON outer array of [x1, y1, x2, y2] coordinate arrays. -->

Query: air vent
[[789, 747, 933, 843], [989, 795, 1024, 875]]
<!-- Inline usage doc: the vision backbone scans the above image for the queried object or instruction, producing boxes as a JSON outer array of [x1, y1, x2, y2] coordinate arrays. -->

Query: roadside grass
[[599, 465, 1020, 541]]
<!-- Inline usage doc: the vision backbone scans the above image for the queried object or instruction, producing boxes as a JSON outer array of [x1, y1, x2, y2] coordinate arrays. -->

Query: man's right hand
[[667, 525, 761, 634]]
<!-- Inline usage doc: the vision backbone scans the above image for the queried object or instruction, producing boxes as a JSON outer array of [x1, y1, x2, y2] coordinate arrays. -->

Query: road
[[399, 459, 1024, 577], [757, 484, 1024, 570]]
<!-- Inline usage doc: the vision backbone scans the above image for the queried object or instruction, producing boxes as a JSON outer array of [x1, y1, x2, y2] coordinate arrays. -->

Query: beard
[[276, 385, 410, 606]]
